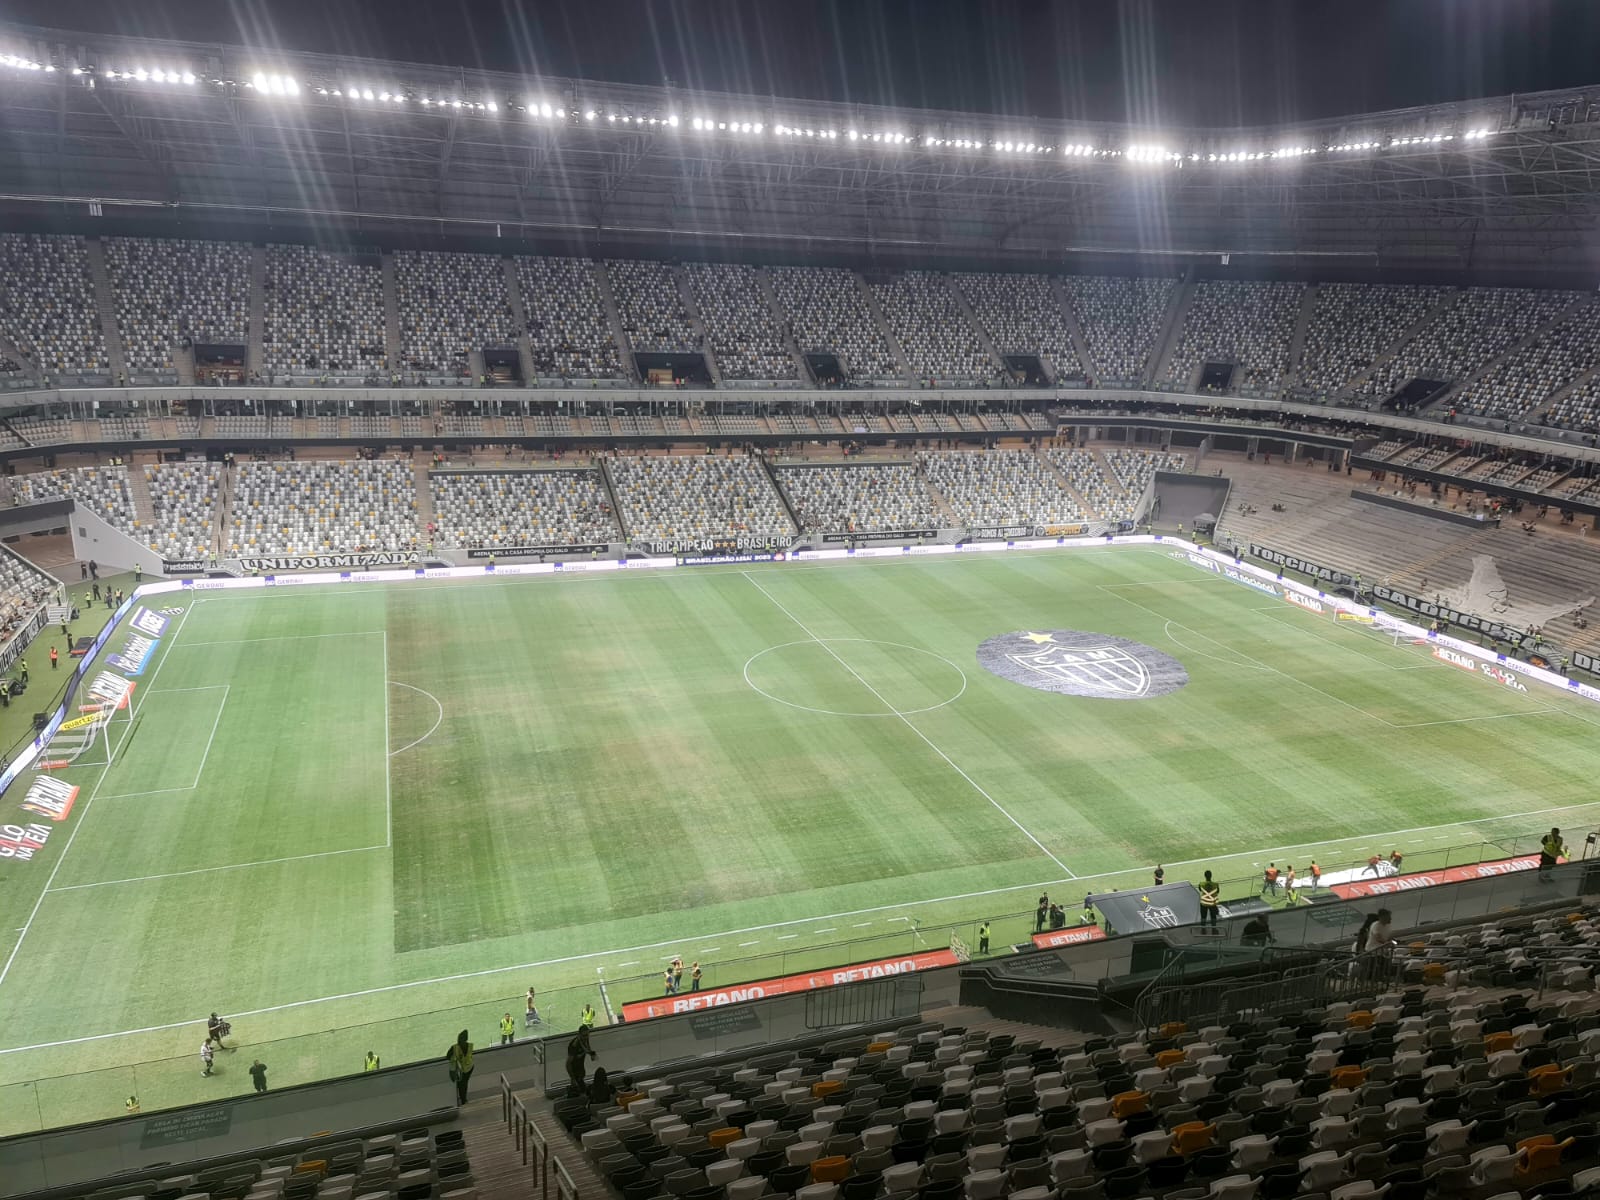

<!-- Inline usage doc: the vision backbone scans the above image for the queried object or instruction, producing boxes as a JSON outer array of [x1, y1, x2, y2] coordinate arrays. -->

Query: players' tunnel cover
[[977, 630, 1189, 700]]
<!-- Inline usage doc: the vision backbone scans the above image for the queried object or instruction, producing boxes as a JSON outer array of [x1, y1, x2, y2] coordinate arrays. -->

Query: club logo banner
[[978, 629, 1189, 701]]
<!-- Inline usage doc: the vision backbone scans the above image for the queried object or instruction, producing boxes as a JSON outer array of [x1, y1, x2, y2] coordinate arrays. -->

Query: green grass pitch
[[2, 545, 1598, 1130]]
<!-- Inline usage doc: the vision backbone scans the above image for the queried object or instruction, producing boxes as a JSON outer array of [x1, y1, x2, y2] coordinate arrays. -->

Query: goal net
[[43, 672, 135, 770]]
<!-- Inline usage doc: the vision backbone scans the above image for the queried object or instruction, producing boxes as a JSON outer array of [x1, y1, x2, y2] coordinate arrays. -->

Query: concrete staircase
[[125, 463, 158, 550], [1535, 361, 1600, 420], [1041, 451, 1098, 517], [1285, 283, 1319, 388], [945, 275, 1007, 375], [924, 481, 961, 527], [1049, 276, 1096, 381], [0, 328, 42, 382], [501, 258, 538, 384], [1338, 288, 1460, 396], [246, 244, 266, 378], [593, 262, 636, 382], [1145, 272, 1197, 387], [597, 458, 630, 539], [856, 272, 913, 383], [760, 458, 803, 536], [381, 251, 403, 372], [671, 266, 722, 386], [84, 238, 127, 380], [755, 267, 812, 382], [414, 457, 436, 541]]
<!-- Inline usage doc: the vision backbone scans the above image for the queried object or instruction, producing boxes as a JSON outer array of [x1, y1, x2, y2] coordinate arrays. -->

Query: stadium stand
[[395, 250, 517, 375], [953, 272, 1080, 381], [1103, 447, 1187, 497], [0, 547, 55, 645], [430, 470, 622, 549], [263, 245, 388, 379], [12, 465, 136, 530], [1165, 280, 1305, 394], [774, 463, 943, 534], [145, 461, 222, 560], [684, 263, 798, 381], [1048, 448, 1126, 519], [97, 414, 152, 441], [916, 449, 1083, 525], [0, 233, 106, 378], [872, 272, 994, 384], [103, 237, 250, 376], [768, 266, 899, 382], [515, 256, 624, 380], [608, 259, 699, 353], [1453, 298, 1600, 422], [1057, 275, 1177, 385], [1295, 284, 1446, 395], [9, 414, 75, 446], [228, 460, 419, 555], [608, 455, 795, 543], [1359, 287, 1581, 403]]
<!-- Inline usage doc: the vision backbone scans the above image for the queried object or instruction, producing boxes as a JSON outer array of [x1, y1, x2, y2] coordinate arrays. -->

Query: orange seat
[[1421, 963, 1447, 983], [1159, 1022, 1188, 1039], [1484, 1031, 1516, 1054], [812, 1079, 843, 1099], [1528, 1064, 1571, 1097], [1156, 1049, 1187, 1069], [866, 1041, 894, 1053], [1111, 1090, 1150, 1120], [1331, 1066, 1367, 1091], [1345, 1011, 1375, 1030], [293, 1162, 327, 1179], [616, 1091, 645, 1108], [709, 1127, 742, 1149], [811, 1156, 850, 1183], [1170, 1121, 1216, 1156], [1516, 1134, 1573, 1176]]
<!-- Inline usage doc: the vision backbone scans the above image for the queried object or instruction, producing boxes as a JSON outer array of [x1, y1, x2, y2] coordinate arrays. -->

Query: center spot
[[744, 639, 968, 718]]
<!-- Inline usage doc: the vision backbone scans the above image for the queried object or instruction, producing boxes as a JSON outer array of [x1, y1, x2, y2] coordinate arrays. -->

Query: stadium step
[[756, 266, 814, 382], [246, 244, 266, 378], [946, 276, 1008, 377], [1048, 276, 1097, 382], [1286, 282, 1319, 383], [672, 265, 723, 386], [1040, 452, 1098, 520], [415, 456, 437, 538], [592, 262, 637, 382], [381, 252, 403, 371], [923, 1003, 1099, 1052], [84, 237, 127, 381], [0, 327, 42, 383], [1145, 270, 1196, 387], [1338, 287, 1462, 396], [855, 271, 914, 384], [502, 257, 539, 385], [1434, 292, 1598, 412], [125, 464, 159, 549]]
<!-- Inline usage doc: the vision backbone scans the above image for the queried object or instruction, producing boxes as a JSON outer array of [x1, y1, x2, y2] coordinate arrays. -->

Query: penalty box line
[[14, 794, 1600, 1057], [739, 570, 1077, 879], [96, 684, 230, 801]]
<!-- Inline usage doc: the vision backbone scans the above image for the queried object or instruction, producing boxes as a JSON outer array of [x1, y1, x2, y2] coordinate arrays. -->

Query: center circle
[[743, 639, 968, 718]]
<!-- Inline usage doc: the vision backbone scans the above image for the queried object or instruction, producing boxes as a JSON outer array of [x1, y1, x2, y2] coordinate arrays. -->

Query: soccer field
[[3, 544, 1598, 1130]]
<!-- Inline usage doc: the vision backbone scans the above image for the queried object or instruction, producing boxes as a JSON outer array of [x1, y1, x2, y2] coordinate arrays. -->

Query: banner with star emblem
[[976, 630, 1189, 700]]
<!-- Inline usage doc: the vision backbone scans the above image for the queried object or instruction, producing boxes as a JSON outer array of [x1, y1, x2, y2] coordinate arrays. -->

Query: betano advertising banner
[[1328, 854, 1543, 899], [620, 948, 961, 1022]]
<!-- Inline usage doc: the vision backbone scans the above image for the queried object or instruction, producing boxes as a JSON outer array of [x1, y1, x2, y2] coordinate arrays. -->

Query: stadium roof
[[2, 22, 1599, 272]]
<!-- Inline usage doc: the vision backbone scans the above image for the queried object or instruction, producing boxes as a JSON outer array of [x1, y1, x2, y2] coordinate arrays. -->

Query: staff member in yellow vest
[[978, 921, 990, 955], [1198, 870, 1220, 934], [500, 1012, 516, 1046], [1540, 827, 1567, 882], [446, 1029, 474, 1105], [364, 1051, 381, 1072]]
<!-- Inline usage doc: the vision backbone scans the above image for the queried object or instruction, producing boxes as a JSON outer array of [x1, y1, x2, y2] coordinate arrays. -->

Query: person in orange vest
[[48, 645, 58, 670], [1308, 860, 1322, 892], [1362, 854, 1382, 877], [1261, 863, 1280, 897]]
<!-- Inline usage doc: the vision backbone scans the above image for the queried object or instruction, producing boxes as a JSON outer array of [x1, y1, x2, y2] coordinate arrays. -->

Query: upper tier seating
[[1165, 280, 1305, 394], [775, 464, 942, 534], [1545, 373, 1600, 433], [516, 256, 623, 379], [145, 461, 221, 559], [1058, 275, 1177, 385], [768, 267, 899, 381], [264, 245, 387, 377], [916, 450, 1083, 525], [430, 470, 622, 549], [228, 460, 418, 555], [104, 237, 250, 374], [873, 273, 993, 384], [954, 273, 1080, 380], [685, 263, 798, 381], [1453, 298, 1600, 422], [1296, 284, 1445, 395], [609, 260, 699, 354], [395, 250, 516, 373], [10, 415, 73, 445], [1360, 287, 1581, 402], [608, 455, 795, 543], [0, 234, 106, 377]]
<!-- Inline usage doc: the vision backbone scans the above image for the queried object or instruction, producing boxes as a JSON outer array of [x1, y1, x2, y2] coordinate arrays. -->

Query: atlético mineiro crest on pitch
[[977, 630, 1189, 701]]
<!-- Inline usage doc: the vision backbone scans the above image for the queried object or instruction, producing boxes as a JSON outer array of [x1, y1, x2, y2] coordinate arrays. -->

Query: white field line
[[188, 684, 228, 787], [174, 631, 386, 648], [0, 600, 196, 991], [46, 844, 389, 894], [382, 631, 392, 847], [1248, 608, 1428, 670], [388, 680, 444, 757], [739, 570, 1076, 879], [14, 791, 1600, 1057]]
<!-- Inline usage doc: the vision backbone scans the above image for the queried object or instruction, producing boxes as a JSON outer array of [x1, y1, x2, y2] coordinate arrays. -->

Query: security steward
[[977, 921, 990, 955], [1198, 870, 1221, 933], [1540, 827, 1568, 882]]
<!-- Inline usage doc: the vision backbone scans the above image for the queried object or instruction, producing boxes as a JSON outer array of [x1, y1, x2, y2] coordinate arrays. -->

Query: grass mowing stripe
[[739, 570, 1077, 879]]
